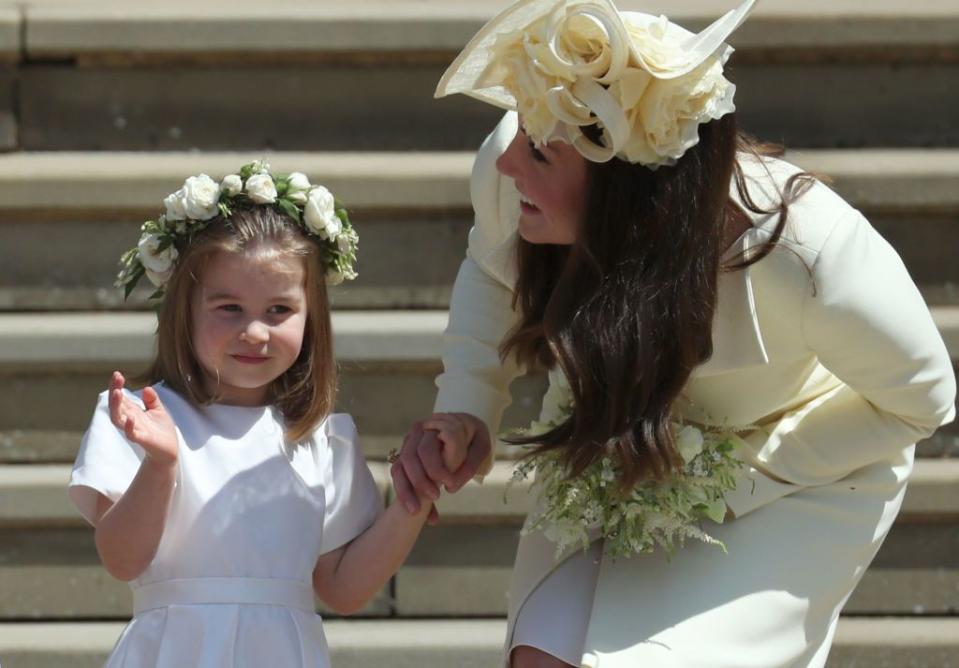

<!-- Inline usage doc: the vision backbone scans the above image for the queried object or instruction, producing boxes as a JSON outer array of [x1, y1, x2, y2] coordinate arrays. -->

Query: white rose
[[286, 172, 311, 205], [164, 188, 188, 221], [336, 233, 352, 254], [304, 186, 341, 239], [675, 425, 704, 464], [245, 173, 277, 204], [137, 233, 178, 286], [221, 174, 243, 196], [181, 174, 220, 220]]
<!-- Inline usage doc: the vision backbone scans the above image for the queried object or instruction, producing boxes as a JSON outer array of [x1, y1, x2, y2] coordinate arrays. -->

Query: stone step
[[1, 461, 956, 619], [19, 1, 959, 61], [0, 310, 954, 457], [7, 2, 958, 149], [1, 150, 957, 311], [0, 618, 957, 667]]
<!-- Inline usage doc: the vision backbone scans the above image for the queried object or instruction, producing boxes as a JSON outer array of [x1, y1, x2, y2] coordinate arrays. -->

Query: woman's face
[[495, 125, 589, 245]]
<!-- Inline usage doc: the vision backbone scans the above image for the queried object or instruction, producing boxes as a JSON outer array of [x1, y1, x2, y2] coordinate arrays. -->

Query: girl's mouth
[[231, 355, 270, 365]]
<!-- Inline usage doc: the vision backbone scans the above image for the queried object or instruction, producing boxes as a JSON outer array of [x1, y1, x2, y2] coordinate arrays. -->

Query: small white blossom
[[676, 425, 705, 463], [221, 174, 243, 196], [245, 173, 277, 204], [137, 233, 178, 287], [304, 186, 342, 239], [164, 188, 188, 221], [286, 172, 312, 205], [180, 174, 220, 220], [163, 174, 220, 222]]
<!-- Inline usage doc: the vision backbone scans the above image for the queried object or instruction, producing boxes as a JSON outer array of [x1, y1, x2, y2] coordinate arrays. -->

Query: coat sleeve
[[725, 208, 956, 518], [433, 112, 524, 476]]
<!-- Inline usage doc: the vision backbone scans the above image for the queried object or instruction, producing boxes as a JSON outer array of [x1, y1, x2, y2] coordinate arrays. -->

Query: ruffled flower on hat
[[469, 0, 741, 168]]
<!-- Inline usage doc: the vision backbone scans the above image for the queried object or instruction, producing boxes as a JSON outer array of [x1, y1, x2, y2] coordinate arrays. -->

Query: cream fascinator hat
[[435, 0, 757, 168]]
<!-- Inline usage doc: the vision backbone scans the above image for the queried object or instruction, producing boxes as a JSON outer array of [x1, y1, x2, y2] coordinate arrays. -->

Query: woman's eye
[[528, 140, 548, 163]]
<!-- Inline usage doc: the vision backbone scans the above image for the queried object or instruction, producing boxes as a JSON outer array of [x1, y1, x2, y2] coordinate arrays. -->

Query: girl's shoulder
[[286, 412, 359, 450]]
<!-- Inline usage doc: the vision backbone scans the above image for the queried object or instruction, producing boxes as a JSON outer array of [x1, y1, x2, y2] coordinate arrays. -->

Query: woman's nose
[[495, 130, 523, 178]]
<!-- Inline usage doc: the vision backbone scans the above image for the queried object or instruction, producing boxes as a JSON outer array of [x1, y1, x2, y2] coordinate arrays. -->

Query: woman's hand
[[108, 371, 178, 467], [422, 412, 477, 472], [391, 413, 492, 522]]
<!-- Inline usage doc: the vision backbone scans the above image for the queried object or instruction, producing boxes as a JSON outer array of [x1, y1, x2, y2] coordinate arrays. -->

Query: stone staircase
[[1, 1, 957, 666]]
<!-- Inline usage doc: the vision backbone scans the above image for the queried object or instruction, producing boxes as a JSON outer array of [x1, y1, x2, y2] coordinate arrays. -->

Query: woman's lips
[[231, 355, 270, 365]]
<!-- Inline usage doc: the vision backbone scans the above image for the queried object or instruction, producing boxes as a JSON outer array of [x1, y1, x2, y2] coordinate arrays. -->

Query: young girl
[[68, 162, 464, 666]]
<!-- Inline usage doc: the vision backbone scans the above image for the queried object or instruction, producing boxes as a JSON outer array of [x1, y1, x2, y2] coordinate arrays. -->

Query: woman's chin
[[518, 218, 573, 246]]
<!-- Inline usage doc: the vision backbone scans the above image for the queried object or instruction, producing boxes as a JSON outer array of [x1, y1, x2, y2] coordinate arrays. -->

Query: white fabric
[[68, 383, 382, 667], [437, 112, 957, 667], [510, 541, 602, 665], [513, 448, 913, 667]]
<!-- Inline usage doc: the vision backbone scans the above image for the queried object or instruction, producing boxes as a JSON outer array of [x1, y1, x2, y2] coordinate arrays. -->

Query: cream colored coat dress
[[433, 112, 957, 668]]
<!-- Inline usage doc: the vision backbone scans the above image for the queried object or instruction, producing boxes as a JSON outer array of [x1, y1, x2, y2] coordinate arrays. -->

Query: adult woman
[[392, 1, 956, 666]]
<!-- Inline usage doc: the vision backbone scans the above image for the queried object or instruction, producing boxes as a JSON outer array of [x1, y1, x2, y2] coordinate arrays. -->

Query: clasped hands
[[390, 412, 492, 524]]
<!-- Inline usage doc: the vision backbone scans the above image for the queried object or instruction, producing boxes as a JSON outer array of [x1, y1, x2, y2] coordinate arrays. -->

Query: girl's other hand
[[422, 412, 474, 472], [108, 371, 178, 467]]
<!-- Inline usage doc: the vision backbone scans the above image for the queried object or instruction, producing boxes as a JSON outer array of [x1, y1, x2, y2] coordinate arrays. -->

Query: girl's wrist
[[143, 454, 178, 475]]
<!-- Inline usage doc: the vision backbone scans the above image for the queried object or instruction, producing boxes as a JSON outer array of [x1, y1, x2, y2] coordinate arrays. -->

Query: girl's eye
[[218, 304, 241, 313], [269, 305, 292, 315], [528, 140, 548, 163]]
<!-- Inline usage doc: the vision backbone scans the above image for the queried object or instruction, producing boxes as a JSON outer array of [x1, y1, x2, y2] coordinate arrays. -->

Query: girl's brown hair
[[502, 113, 816, 488], [143, 207, 336, 443]]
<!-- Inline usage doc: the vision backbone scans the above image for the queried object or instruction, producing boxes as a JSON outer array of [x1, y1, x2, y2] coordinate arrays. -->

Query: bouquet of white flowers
[[510, 381, 745, 560]]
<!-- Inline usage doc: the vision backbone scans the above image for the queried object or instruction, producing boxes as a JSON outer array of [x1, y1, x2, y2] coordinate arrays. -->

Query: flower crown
[[115, 160, 359, 300], [435, 0, 757, 167]]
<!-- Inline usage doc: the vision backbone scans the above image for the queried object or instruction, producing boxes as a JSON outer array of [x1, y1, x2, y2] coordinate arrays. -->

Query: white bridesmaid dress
[[69, 383, 382, 667]]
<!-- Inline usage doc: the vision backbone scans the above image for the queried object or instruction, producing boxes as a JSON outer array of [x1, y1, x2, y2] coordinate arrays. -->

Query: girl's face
[[190, 248, 308, 406], [495, 124, 589, 245]]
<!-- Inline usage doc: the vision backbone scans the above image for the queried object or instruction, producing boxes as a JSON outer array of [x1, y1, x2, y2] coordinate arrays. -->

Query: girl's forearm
[[324, 498, 432, 613], [94, 457, 177, 581]]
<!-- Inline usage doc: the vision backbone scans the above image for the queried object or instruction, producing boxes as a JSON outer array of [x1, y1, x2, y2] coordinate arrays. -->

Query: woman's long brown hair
[[142, 207, 336, 443], [501, 113, 816, 488]]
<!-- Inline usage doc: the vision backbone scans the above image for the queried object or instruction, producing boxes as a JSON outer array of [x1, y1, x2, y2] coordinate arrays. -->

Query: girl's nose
[[239, 321, 269, 344]]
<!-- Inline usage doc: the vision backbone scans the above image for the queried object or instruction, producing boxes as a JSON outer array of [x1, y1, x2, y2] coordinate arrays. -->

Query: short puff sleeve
[[316, 414, 383, 555], [68, 389, 147, 525]]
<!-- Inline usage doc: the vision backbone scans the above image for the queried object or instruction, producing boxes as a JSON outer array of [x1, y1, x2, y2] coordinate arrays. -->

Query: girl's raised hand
[[108, 371, 178, 467]]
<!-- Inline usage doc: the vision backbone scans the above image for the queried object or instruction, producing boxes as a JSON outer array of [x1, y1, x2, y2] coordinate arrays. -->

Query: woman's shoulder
[[734, 151, 865, 262]]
